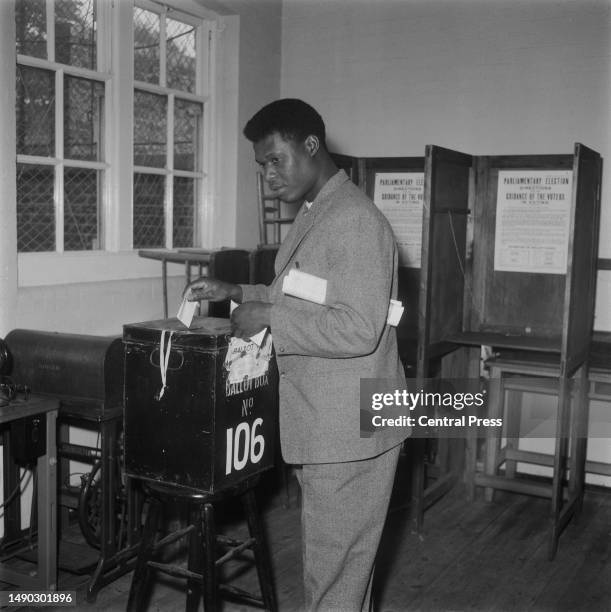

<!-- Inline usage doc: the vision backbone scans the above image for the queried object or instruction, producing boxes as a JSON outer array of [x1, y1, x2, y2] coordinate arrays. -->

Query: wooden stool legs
[[126, 487, 276, 612], [126, 500, 161, 612], [185, 504, 205, 611], [202, 503, 217, 611], [473, 359, 590, 560]]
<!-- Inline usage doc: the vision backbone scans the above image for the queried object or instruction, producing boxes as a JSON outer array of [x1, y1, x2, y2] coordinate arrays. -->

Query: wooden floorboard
[[2, 468, 611, 611]]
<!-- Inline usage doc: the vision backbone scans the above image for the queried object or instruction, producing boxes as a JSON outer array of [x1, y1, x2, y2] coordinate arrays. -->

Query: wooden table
[[138, 249, 250, 318], [138, 249, 213, 318], [0, 395, 58, 590]]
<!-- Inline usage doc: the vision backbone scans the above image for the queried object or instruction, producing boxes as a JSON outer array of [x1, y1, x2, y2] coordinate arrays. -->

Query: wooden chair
[[257, 173, 295, 246]]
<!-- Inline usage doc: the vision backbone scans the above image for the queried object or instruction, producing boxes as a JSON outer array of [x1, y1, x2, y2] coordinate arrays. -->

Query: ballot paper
[[177, 296, 198, 328], [386, 299, 404, 327], [281, 269, 327, 304]]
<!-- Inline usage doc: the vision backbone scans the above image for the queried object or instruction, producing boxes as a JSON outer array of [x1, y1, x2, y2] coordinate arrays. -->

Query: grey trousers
[[296, 443, 401, 612]]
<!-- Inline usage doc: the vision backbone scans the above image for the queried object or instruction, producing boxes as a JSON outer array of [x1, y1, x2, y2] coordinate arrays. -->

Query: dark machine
[[3, 329, 136, 602]]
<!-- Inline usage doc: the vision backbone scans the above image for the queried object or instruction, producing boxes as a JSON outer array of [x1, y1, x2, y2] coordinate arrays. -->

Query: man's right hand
[[183, 278, 243, 303]]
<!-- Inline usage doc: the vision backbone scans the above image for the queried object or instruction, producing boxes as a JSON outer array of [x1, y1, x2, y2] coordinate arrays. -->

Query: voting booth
[[417, 143, 602, 558], [344, 144, 602, 552], [417, 144, 601, 368]]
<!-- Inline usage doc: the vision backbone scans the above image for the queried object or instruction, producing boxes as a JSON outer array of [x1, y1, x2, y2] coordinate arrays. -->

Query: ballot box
[[123, 317, 278, 494]]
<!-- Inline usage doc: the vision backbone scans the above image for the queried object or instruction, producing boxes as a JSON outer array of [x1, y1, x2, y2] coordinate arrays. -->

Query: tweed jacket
[[241, 170, 408, 464]]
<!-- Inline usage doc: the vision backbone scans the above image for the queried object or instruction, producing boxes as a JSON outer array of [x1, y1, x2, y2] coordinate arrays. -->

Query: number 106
[[225, 418, 265, 475]]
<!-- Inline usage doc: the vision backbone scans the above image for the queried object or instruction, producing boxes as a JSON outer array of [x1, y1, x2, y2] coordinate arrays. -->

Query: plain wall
[[224, 0, 283, 249], [0, 1, 18, 336]]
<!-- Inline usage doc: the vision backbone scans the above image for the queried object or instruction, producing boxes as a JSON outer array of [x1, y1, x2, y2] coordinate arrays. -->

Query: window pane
[[134, 8, 160, 85], [55, 0, 97, 69], [173, 177, 195, 247], [133, 173, 165, 248], [134, 90, 167, 167], [64, 76, 104, 161], [15, 0, 47, 59], [17, 164, 55, 253], [16, 65, 55, 157], [166, 18, 196, 93], [64, 168, 101, 251], [174, 99, 201, 171]]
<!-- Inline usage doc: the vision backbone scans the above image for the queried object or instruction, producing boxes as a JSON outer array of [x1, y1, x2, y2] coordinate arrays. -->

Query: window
[[16, 0, 107, 252], [132, 4, 207, 249], [15, 0, 212, 257]]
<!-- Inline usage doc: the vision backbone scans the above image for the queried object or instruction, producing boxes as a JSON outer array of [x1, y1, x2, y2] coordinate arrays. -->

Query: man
[[185, 99, 408, 611]]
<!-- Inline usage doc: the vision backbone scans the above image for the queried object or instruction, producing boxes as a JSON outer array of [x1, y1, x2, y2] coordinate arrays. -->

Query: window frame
[[16, 0, 218, 287], [16, 0, 112, 255], [132, 0, 210, 251]]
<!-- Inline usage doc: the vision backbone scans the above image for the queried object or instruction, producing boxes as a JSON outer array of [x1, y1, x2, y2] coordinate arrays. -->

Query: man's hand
[[183, 277, 242, 303], [231, 302, 272, 339]]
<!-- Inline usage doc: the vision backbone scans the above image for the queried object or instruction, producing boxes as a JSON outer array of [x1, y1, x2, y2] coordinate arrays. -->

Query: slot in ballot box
[[123, 317, 278, 494]]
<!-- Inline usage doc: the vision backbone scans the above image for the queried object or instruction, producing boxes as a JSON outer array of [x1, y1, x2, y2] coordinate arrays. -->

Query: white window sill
[[18, 251, 187, 287]]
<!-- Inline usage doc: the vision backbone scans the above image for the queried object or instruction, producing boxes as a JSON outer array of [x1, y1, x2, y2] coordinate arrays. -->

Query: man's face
[[254, 132, 316, 203]]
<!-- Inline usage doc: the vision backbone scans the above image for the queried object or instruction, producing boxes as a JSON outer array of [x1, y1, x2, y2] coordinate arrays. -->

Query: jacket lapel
[[274, 206, 315, 278]]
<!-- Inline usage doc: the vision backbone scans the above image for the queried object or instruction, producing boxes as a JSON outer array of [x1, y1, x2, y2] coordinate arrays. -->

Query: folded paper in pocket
[[281, 269, 327, 304], [386, 299, 404, 327]]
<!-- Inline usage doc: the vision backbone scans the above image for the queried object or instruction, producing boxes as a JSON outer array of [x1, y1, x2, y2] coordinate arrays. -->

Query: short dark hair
[[243, 98, 326, 147]]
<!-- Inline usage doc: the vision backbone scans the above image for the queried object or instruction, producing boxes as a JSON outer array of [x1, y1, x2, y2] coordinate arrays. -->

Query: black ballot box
[[123, 317, 278, 494]]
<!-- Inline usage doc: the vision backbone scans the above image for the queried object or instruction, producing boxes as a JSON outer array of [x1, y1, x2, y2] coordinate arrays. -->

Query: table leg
[[37, 409, 58, 590]]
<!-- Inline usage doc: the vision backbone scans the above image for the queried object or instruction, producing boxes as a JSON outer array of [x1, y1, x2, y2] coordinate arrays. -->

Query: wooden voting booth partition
[[413, 146, 474, 528], [417, 146, 473, 378], [359, 156, 426, 372], [418, 143, 602, 559]]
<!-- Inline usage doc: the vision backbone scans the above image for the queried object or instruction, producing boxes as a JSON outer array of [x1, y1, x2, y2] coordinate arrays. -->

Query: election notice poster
[[494, 170, 573, 274], [373, 172, 425, 268]]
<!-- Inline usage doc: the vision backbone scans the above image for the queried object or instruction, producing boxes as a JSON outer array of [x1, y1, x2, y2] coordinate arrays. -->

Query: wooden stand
[[58, 404, 142, 602], [473, 354, 589, 560], [126, 477, 277, 612]]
